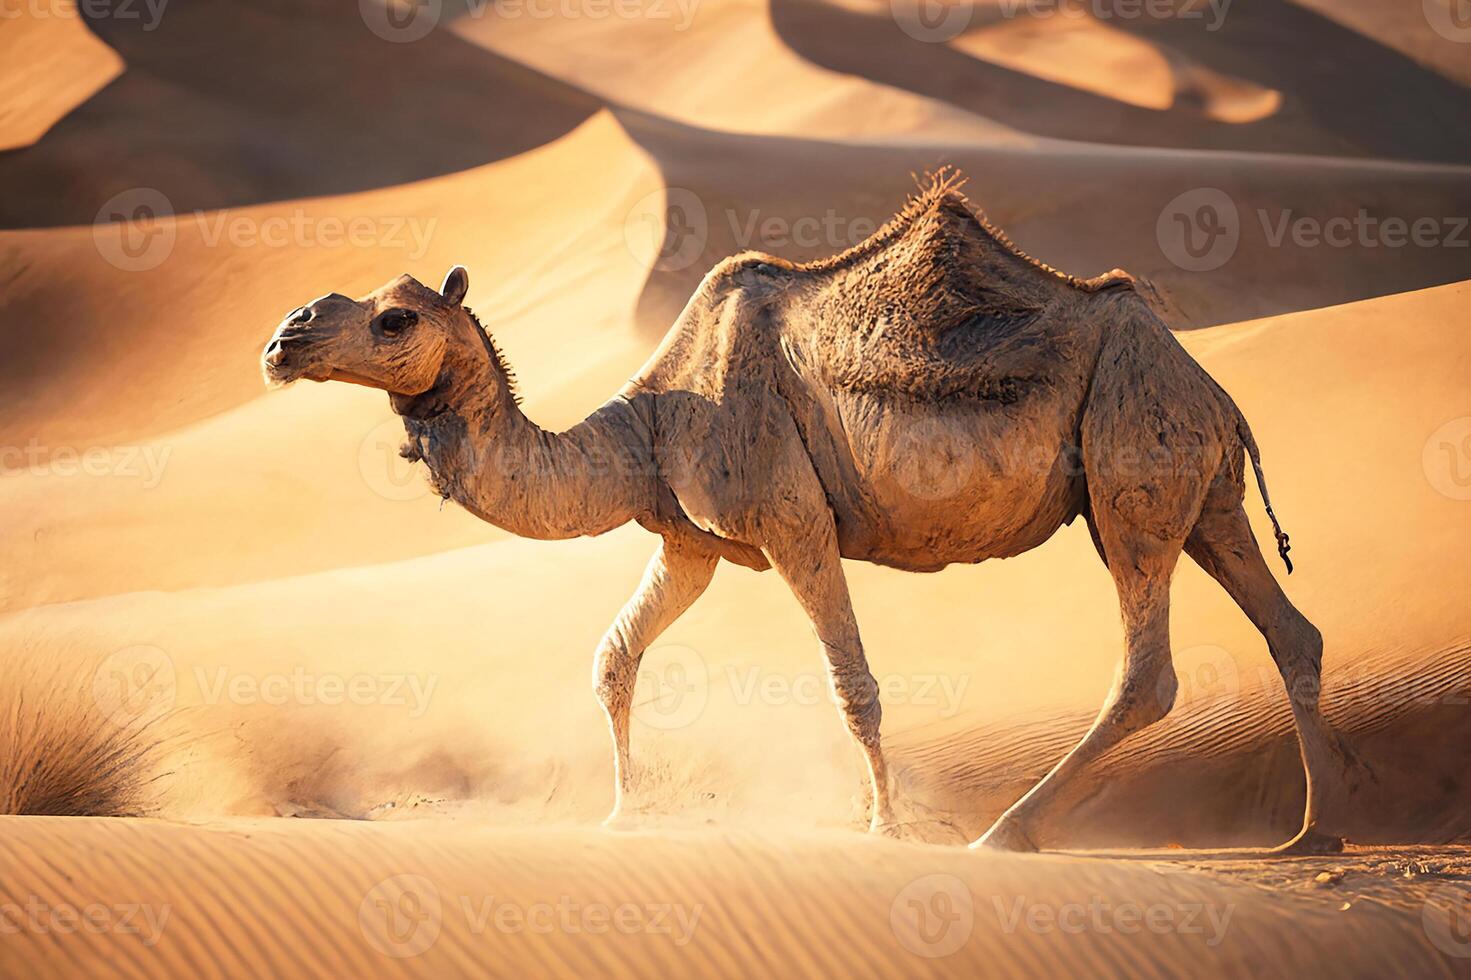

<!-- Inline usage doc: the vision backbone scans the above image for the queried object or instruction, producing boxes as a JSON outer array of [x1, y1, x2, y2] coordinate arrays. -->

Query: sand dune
[[3, 1, 1470, 975], [0, 0, 601, 226], [770, 0, 1471, 162], [0, 12, 120, 152], [3, 817, 1461, 979], [451, 0, 1018, 141]]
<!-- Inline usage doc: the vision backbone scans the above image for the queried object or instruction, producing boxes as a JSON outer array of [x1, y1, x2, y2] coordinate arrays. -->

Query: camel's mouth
[[263, 358, 324, 389], [261, 357, 386, 391], [324, 368, 387, 390]]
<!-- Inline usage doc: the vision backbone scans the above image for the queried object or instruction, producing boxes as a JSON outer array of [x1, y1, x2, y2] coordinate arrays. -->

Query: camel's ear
[[440, 266, 469, 306]]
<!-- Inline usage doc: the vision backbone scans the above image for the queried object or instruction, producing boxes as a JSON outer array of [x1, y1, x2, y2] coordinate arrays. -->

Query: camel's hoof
[[1270, 828, 1345, 856], [969, 819, 1038, 853]]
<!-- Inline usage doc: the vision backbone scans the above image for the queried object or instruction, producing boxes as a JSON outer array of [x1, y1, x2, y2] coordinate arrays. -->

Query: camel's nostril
[[264, 340, 287, 367]]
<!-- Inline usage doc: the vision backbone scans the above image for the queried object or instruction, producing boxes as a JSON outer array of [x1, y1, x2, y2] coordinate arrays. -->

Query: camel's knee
[[828, 660, 883, 746], [1270, 614, 1324, 710], [1107, 659, 1176, 737], [592, 634, 638, 715]]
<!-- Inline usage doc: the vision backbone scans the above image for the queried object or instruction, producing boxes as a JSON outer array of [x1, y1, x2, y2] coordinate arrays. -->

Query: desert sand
[[2, 0, 1470, 976]]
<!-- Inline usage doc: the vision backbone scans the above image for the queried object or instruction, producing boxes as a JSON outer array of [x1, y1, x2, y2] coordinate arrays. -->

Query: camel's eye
[[374, 308, 418, 338]]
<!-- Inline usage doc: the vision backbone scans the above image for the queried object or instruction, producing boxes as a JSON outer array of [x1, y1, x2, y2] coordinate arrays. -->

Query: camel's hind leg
[[975, 316, 1215, 851], [972, 533, 1182, 851], [593, 537, 718, 826], [1185, 499, 1347, 854]]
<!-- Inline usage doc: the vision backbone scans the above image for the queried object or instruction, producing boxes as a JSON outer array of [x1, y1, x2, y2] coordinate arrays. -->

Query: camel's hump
[[711, 172, 1138, 332]]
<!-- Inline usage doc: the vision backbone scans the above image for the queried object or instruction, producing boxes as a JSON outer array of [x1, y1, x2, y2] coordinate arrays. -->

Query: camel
[[261, 173, 1352, 853]]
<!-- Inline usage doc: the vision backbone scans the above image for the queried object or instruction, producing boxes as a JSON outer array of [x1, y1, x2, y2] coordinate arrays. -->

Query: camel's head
[[262, 267, 473, 396]]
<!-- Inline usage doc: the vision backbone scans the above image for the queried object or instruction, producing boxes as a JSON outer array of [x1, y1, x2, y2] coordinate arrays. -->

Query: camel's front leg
[[593, 537, 718, 825], [762, 514, 896, 833]]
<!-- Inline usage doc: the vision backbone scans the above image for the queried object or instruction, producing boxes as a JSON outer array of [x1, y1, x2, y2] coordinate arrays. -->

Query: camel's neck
[[396, 329, 655, 541]]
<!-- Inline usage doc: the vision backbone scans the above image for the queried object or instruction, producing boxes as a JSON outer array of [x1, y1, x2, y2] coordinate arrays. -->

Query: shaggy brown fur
[[261, 173, 1346, 853]]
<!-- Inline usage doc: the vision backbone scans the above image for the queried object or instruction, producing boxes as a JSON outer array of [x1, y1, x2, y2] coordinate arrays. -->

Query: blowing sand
[[2, 0, 1470, 976]]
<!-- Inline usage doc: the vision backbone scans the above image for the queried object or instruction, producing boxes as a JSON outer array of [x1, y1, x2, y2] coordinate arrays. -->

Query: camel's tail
[[1235, 416, 1294, 574]]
